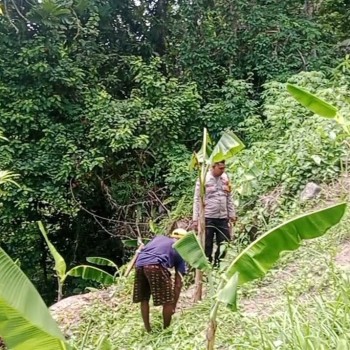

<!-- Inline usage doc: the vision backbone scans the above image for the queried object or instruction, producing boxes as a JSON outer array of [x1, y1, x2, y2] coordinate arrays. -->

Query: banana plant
[[0, 134, 20, 188], [190, 128, 244, 301], [286, 83, 350, 134], [38, 221, 116, 301], [122, 238, 151, 247], [174, 202, 347, 350], [0, 170, 19, 187], [287, 83, 350, 175], [0, 245, 73, 350], [0, 246, 112, 350]]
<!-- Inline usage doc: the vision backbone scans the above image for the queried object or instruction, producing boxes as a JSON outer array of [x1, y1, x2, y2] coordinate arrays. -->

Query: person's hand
[[223, 185, 231, 193], [192, 220, 198, 231], [229, 216, 237, 225]]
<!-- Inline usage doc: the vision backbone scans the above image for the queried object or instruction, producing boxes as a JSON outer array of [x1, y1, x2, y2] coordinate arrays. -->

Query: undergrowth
[[66, 211, 350, 350]]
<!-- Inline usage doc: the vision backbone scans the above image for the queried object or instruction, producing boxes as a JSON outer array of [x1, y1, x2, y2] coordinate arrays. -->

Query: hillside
[[50, 180, 350, 349]]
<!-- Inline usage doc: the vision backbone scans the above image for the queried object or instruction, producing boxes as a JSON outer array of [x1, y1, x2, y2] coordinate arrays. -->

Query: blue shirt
[[135, 236, 186, 275]]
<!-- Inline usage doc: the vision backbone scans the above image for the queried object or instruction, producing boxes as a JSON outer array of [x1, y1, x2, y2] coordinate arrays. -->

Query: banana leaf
[[286, 84, 337, 118], [38, 221, 66, 280], [95, 335, 112, 350], [0, 247, 72, 350], [195, 130, 244, 166], [223, 202, 346, 285], [173, 232, 211, 272], [216, 273, 239, 312], [216, 203, 346, 310], [0, 170, 19, 187], [193, 128, 212, 166], [189, 152, 200, 170], [209, 131, 245, 164], [67, 265, 115, 285], [86, 257, 118, 268], [122, 238, 151, 247]]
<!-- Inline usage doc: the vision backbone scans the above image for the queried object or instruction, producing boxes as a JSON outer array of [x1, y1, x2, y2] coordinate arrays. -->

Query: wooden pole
[[124, 243, 144, 277]]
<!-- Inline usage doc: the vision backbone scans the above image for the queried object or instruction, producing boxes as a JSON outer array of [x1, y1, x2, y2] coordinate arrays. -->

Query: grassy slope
[[65, 210, 350, 350]]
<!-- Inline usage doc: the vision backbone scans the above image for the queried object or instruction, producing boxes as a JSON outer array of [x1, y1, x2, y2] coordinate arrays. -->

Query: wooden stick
[[124, 243, 144, 277]]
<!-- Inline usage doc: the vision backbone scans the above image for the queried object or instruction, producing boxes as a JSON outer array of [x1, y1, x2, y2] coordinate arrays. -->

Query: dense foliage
[[0, 0, 349, 302]]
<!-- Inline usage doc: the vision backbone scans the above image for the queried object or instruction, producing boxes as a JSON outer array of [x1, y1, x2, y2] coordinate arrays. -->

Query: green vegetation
[[39, 221, 116, 301], [63, 210, 350, 349], [0, 245, 71, 349], [0, 0, 349, 303], [1, 0, 350, 349], [174, 203, 346, 349]]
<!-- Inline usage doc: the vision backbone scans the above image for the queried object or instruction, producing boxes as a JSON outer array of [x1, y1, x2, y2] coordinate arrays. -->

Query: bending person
[[132, 229, 187, 332]]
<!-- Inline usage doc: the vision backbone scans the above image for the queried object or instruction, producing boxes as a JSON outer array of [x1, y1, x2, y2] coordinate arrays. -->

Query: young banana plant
[[190, 128, 244, 301], [38, 221, 117, 301], [0, 245, 73, 350], [0, 244, 112, 350]]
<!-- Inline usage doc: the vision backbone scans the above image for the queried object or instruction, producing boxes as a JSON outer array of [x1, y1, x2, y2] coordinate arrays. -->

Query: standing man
[[132, 229, 187, 332], [192, 160, 236, 266]]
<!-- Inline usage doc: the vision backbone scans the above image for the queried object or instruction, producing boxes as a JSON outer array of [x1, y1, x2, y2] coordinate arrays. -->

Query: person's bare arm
[[226, 176, 236, 223], [173, 271, 183, 313]]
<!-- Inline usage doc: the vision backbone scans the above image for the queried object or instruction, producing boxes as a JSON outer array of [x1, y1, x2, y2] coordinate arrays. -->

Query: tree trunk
[[0, 337, 7, 350], [57, 279, 63, 302], [206, 299, 221, 350], [194, 192, 206, 302], [304, 0, 314, 17], [193, 270, 203, 302], [206, 319, 217, 350]]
